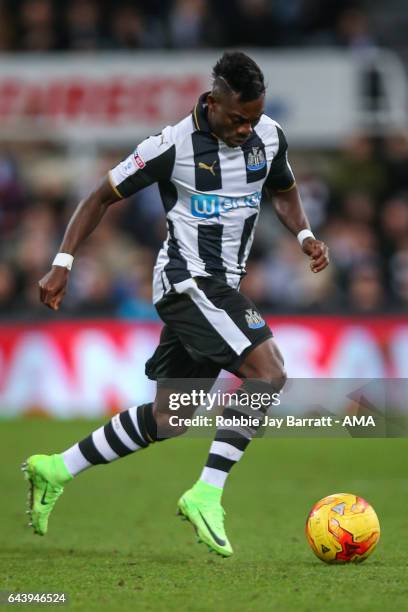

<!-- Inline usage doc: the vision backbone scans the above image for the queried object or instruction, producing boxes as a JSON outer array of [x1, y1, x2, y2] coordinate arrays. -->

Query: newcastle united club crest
[[245, 309, 265, 329], [247, 147, 266, 172]]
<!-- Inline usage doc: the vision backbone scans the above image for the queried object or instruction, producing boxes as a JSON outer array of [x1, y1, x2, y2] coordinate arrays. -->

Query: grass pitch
[[1, 419, 408, 611]]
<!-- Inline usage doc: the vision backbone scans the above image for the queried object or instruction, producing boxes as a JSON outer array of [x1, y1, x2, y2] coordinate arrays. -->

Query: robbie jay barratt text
[[167, 415, 376, 428]]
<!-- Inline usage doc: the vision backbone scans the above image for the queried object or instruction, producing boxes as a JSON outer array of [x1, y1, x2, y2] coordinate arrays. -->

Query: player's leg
[[22, 325, 209, 536], [169, 277, 284, 556], [198, 337, 285, 490], [21, 391, 177, 536], [178, 339, 285, 557]]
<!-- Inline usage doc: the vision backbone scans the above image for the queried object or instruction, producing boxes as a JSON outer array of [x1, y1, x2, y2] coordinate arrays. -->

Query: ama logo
[[191, 192, 261, 219]]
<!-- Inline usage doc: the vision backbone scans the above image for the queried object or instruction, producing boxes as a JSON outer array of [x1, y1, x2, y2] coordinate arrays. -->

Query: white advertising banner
[[0, 50, 405, 145]]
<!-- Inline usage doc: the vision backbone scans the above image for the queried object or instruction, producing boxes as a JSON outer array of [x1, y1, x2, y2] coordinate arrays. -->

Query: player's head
[[207, 51, 266, 148]]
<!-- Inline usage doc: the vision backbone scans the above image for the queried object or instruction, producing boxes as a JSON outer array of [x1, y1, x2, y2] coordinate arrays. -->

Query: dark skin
[[38, 177, 118, 311], [39, 86, 329, 428]]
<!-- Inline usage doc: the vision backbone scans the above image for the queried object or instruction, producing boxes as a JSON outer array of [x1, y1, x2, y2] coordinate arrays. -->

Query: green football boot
[[21, 454, 72, 536], [177, 480, 233, 557]]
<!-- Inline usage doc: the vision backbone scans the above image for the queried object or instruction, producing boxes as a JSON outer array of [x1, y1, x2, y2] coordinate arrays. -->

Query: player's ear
[[207, 93, 217, 111]]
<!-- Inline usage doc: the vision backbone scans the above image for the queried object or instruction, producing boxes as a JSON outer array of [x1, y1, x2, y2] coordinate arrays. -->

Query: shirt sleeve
[[108, 127, 176, 199], [264, 125, 296, 192]]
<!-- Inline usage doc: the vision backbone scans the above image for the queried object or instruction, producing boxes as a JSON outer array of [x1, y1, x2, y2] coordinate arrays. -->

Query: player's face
[[207, 92, 265, 148]]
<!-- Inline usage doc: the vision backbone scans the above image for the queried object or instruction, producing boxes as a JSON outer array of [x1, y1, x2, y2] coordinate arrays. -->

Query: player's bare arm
[[267, 182, 330, 274], [38, 177, 120, 311]]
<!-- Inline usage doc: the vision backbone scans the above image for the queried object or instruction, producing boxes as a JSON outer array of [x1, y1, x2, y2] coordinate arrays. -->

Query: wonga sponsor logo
[[191, 194, 219, 218], [191, 192, 261, 218]]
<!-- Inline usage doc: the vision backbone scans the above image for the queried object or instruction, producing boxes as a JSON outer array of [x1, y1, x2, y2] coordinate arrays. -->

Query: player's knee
[[258, 365, 287, 392], [269, 365, 287, 392], [241, 358, 287, 392]]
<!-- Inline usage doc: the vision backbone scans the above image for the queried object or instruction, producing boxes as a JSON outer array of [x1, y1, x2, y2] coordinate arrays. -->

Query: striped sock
[[61, 403, 157, 477], [200, 382, 274, 490], [200, 429, 251, 489], [199, 408, 255, 489]]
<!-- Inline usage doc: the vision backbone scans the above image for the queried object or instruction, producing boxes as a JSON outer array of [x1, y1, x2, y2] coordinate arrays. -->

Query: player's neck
[[206, 109, 221, 141]]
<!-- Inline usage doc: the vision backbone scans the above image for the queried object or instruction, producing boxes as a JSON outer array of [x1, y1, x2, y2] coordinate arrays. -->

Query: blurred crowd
[[0, 0, 407, 319], [1, 132, 408, 319], [0, 0, 381, 53]]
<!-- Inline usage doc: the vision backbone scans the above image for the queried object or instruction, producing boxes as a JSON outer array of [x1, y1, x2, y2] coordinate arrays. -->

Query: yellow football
[[305, 493, 380, 563]]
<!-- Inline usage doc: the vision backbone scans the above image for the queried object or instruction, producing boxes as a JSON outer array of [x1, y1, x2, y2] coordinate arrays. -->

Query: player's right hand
[[38, 267, 70, 310]]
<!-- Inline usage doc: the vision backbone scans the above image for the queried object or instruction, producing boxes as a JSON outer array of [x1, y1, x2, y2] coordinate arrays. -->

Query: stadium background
[[1, 0, 408, 415], [1, 3, 408, 611]]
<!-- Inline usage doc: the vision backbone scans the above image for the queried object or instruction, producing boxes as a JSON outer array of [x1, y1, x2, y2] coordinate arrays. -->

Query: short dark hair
[[212, 51, 265, 103]]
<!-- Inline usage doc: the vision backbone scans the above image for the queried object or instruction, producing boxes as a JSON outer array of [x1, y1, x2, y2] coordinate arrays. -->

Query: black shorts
[[145, 276, 272, 384]]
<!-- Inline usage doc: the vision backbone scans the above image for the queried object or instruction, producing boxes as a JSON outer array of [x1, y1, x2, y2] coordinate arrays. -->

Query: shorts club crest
[[245, 309, 265, 329]]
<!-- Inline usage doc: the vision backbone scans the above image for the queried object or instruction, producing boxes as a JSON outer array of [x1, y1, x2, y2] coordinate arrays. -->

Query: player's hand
[[38, 267, 70, 310], [301, 238, 329, 273]]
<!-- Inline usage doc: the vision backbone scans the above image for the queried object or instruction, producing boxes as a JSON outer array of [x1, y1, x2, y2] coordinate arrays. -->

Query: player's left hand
[[302, 238, 329, 273]]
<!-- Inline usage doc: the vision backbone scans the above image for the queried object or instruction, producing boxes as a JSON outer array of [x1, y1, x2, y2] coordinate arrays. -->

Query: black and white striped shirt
[[109, 92, 295, 304]]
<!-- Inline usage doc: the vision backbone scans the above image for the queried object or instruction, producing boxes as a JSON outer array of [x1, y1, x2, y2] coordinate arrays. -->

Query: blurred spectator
[[0, 152, 27, 239], [324, 219, 378, 274], [259, 235, 336, 311], [328, 135, 387, 201], [110, 4, 145, 50], [0, 0, 408, 53], [239, 260, 270, 307], [381, 195, 408, 250], [0, 1, 13, 50], [342, 191, 376, 225], [64, 0, 102, 51], [119, 185, 167, 251], [0, 0, 402, 52], [19, 0, 56, 51], [115, 249, 159, 320], [0, 262, 18, 314], [390, 249, 408, 308], [227, 0, 278, 48], [54, 252, 117, 316], [269, 0, 304, 45], [168, 0, 214, 48], [14, 203, 58, 272], [299, 0, 356, 46], [335, 8, 377, 50], [296, 166, 330, 230], [383, 133, 408, 196], [109, 3, 168, 50], [347, 263, 387, 313]]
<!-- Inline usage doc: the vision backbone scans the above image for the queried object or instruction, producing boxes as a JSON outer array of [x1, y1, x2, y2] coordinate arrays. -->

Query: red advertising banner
[[0, 317, 406, 417], [0, 75, 204, 125]]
